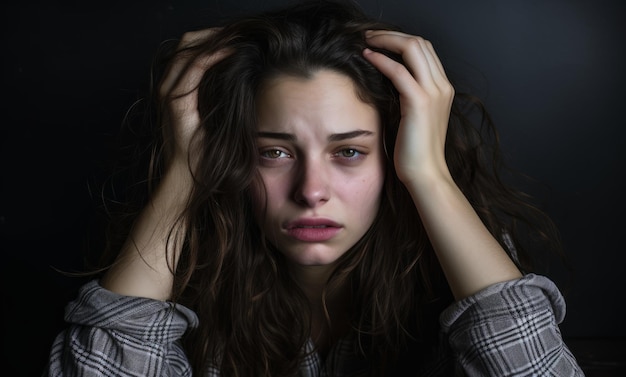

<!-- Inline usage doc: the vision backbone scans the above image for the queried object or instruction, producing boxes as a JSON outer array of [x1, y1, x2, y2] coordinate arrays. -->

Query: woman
[[46, 0, 584, 376]]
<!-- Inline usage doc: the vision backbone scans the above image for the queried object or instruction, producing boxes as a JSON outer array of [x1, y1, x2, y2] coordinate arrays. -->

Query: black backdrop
[[2, 0, 625, 375]]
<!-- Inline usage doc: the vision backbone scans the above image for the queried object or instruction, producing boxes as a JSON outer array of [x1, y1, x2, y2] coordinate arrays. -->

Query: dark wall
[[2, 0, 624, 375]]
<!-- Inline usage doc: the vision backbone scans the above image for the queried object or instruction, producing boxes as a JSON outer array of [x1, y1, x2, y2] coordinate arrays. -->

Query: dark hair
[[94, 1, 563, 376]]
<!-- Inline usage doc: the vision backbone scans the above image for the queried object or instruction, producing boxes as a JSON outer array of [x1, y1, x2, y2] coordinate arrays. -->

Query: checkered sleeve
[[45, 280, 200, 377], [440, 274, 584, 376]]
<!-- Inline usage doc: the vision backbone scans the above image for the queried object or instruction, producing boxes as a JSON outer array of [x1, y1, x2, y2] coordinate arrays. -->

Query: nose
[[293, 158, 330, 207]]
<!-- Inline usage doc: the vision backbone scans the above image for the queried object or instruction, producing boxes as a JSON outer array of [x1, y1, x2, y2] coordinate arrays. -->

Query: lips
[[285, 218, 342, 242]]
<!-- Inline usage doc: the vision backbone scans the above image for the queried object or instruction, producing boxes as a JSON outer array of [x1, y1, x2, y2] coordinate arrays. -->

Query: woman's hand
[[159, 28, 227, 168], [363, 31, 521, 300], [362, 30, 454, 186], [100, 29, 228, 300]]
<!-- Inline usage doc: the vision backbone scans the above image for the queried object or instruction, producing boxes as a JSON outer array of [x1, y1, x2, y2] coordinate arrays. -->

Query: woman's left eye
[[340, 149, 359, 157], [335, 148, 363, 160]]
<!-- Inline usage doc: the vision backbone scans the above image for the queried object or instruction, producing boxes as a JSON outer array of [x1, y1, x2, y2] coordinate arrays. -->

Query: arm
[[45, 30, 228, 377], [101, 29, 226, 301], [364, 30, 584, 376], [363, 31, 521, 300], [99, 160, 192, 301]]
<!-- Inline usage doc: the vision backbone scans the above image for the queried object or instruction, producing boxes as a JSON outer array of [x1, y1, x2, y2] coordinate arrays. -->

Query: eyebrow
[[256, 130, 374, 142]]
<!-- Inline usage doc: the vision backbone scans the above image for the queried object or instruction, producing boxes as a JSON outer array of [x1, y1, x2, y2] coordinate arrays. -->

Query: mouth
[[294, 225, 332, 228], [285, 218, 342, 242]]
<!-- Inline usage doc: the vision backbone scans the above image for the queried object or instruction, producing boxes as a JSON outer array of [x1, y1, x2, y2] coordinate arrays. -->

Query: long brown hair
[[94, 0, 563, 375]]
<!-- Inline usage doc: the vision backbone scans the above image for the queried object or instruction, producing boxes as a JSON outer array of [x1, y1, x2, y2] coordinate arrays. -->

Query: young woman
[[45, 0, 584, 376]]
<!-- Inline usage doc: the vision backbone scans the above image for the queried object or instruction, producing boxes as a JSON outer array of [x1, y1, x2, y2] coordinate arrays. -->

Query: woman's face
[[254, 70, 385, 268]]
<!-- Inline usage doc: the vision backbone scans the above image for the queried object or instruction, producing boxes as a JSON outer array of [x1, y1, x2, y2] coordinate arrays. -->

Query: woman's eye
[[340, 149, 359, 158], [335, 148, 363, 160], [261, 149, 289, 159]]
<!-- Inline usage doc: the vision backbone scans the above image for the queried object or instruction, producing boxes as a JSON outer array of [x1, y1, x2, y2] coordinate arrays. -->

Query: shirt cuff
[[64, 279, 199, 343], [439, 273, 566, 332]]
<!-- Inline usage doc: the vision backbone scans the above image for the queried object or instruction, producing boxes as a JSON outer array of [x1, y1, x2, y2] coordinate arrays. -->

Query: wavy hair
[[93, 0, 564, 376]]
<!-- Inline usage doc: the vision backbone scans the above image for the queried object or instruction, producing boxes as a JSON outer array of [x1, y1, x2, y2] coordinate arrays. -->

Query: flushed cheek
[[250, 176, 292, 236], [340, 182, 382, 221], [256, 180, 291, 228], [262, 179, 290, 209], [356, 189, 382, 220]]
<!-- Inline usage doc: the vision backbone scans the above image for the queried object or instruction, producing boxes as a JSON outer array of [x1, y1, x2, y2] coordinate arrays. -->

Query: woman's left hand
[[362, 30, 454, 186], [364, 31, 522, 299]]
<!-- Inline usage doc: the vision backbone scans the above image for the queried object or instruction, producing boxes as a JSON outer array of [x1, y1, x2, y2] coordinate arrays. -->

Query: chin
[[283, 246, 346, 268]]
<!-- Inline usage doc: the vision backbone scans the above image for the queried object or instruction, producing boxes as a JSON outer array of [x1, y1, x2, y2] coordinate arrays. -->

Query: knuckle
[[180, 31, 200, 43], [179, 31, 196, 46], [441, 83, 454, 96], [406, 37, 423, 51]]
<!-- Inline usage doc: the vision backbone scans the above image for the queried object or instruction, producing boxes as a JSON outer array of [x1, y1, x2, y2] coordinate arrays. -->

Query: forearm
[[100, 158, 193, 301], [100, 30, 220, 300], [405, 171, 521, 300]]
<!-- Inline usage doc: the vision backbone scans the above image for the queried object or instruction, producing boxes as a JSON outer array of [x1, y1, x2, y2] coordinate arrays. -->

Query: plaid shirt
[[45, 274, 584, 376]]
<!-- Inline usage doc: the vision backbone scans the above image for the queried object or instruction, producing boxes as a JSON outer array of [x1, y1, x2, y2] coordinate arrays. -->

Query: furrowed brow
[[256, 132, 296, 141], [328, 130, 374, 142]]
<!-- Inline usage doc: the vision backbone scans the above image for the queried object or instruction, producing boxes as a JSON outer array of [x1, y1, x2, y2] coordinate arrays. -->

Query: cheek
[[346, 174, 384, 219], [250, 175, 268, 219], [251, 173, 288, 222], [364, 183, 383, 216], [366, 170, 385, 214]]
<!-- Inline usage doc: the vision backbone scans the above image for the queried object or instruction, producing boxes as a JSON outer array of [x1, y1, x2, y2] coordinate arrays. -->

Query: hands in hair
[[363, 31, 521, 299], [159, 28, 229, 170], [363, 30, 454, 186]]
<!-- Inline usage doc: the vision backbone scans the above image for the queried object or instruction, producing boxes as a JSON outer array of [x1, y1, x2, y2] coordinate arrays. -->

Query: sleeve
[[439, 274, 585, 376], [44, 280, 199, 377]]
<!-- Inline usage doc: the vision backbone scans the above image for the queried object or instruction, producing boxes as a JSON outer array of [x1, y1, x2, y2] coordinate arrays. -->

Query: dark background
[[2, 0, 625, 375]]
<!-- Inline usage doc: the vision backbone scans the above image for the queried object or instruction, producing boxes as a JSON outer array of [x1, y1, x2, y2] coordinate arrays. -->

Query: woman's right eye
[[260, 149, 290, 159]]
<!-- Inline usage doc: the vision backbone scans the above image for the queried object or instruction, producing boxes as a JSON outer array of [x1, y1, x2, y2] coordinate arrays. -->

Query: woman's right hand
[[159, 28, 226, 167], [100, 29, 227, 300]]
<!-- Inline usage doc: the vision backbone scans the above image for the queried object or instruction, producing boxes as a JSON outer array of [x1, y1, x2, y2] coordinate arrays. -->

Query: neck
[[289, 263, 348, 304], [289, 263, 351, 355]]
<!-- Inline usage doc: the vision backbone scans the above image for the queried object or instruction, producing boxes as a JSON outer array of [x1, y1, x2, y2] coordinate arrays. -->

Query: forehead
[[255, 70, 379, 133]]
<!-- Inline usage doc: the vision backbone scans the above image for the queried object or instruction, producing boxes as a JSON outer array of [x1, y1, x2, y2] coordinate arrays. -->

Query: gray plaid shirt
[[45, 274, 584, 376]]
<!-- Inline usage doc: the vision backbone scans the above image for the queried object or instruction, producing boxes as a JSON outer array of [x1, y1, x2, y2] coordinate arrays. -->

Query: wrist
[[399, 163, 455, 197]]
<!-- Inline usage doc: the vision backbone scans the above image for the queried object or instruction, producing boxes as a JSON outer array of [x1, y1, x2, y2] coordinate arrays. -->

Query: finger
[[159, 28, 224, 98], [177, 28, 223, 51], [422, 39, 447, 81], [366, 31, 434, 88], [362, 47, 426, 107], [171, 51, 230, 97], [365, 31, 447, 90]]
